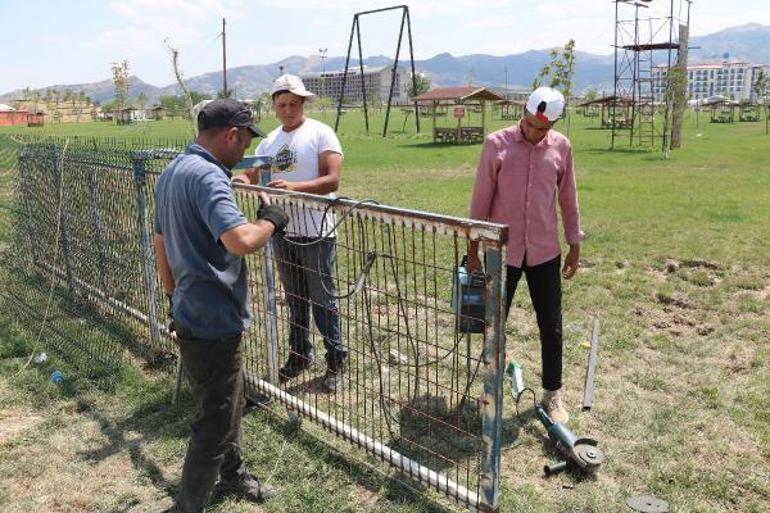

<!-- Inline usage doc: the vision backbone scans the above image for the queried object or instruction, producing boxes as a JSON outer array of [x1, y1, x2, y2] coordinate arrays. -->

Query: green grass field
[[1, 110, 768, 512]]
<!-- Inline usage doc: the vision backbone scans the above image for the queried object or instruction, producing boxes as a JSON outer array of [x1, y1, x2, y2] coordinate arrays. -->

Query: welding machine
[[451, 255, 486, 334]]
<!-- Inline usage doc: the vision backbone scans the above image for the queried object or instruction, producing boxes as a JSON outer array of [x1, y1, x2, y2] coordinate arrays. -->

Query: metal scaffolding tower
[[613, 0, 693, 151]]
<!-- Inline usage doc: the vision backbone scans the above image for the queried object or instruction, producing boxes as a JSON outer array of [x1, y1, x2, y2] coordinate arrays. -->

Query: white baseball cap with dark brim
[[526, 87, 565, 125], [271, 74, 316, 99]]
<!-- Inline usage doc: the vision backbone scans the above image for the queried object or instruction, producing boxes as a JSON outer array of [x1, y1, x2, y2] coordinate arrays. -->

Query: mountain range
[[2, 23, 769, 105]]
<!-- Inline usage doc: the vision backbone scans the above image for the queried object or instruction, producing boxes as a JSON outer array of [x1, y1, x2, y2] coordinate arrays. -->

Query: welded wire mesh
[[237, 187, 507, 510], [0, 134, 508, 512], [0, 135, 187, 375]]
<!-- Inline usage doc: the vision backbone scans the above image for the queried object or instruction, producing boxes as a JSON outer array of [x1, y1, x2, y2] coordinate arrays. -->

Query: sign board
[[453, 106, 465, 119]]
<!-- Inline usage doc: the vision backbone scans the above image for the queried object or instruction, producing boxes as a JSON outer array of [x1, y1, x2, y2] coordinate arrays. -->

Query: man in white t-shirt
[[238, 74, 345, 393]]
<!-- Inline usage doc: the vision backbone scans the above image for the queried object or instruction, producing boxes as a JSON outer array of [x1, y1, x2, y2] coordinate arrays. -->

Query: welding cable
[[278, 197, 380, 247], [514, 387, 538, 422]]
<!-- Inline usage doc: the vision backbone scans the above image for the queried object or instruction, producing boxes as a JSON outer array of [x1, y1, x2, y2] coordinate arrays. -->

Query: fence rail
[[0, 134, 508, 512]]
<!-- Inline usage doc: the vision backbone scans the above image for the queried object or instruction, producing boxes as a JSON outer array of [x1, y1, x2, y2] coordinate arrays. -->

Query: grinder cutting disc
[[626, 495, 669, 513], [574, 443, 604, 472]]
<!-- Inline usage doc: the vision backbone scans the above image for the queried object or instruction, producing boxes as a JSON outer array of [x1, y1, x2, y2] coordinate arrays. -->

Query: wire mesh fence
[[0, 134, 508, 512]]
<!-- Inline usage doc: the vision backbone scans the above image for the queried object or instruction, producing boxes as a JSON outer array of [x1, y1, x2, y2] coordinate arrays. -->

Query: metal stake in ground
[[582, 318, 600, 411]]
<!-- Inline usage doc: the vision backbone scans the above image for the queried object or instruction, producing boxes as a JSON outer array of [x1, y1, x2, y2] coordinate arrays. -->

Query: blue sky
[[1, 0, 768, 94]]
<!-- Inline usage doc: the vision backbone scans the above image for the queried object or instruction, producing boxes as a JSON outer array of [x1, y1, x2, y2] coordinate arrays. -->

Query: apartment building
[[301, 65, 409, 104], [653, 61, 769, 102]]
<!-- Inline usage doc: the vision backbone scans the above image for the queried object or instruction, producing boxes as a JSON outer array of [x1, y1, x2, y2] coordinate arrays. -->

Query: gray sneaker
[[214, 473, 277, 503], [322, 367, 343, 393]]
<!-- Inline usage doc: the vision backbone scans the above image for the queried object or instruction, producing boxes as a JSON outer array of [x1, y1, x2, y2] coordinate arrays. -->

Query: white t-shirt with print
[[256, 118, 343, 238]]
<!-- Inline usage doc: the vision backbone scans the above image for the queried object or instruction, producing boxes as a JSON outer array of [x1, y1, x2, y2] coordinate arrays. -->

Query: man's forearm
[[290, 175, 339, 194], [153, 234, 175, 295]]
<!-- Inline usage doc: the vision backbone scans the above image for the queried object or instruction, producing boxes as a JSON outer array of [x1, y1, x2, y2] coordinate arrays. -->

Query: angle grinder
[[535, 404, 604, 475]]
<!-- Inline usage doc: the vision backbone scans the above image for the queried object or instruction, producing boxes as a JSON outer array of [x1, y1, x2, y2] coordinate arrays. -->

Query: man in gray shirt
[[154, 99, 288, 513]]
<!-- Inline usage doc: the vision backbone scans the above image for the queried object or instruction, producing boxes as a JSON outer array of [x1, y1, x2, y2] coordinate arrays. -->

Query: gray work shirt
[[154, 143, 250, 339]]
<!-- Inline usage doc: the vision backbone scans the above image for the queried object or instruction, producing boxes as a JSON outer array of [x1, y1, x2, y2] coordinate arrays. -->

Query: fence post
[[86, 168, 110, 295], [259, 166, 280, 385], [479, 245, 506, 512], [51, 144, 76, 299], [132, 153, 162, 355]]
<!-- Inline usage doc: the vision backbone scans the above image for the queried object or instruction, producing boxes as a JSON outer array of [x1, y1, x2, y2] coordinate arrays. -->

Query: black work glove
[[257, 204, 289, 236], [166, 294, 176, 336]]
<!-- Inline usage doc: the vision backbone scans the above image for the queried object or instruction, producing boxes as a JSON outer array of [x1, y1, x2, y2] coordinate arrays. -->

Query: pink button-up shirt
[[470, 123, 583, 268]]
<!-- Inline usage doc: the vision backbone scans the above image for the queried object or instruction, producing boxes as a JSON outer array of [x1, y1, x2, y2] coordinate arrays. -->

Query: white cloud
[[255, 0, 515, 17], [467, 16, 515, 30]]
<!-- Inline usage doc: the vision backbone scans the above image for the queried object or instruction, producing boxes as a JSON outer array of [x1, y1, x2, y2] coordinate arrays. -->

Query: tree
[[753, 70, 768, 135], [408, 72, 431, 100], [136, 92, 148, 111], [584, 88, 599, 102], [111, 59, 130, 111], [666, 65, 688, 149], [532, 39, 577, 133]]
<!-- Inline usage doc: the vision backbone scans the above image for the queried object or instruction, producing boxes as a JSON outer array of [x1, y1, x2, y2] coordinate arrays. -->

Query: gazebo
[[116, 107, 137, 125], [27, 112, 46, 127], [738, 103, 760, 122], [710, 100, 737, 123], [498, 100, 526, 121], [577, 96, 634, 129], [149, 106, 167, 120], [413, 87, 505, 144]]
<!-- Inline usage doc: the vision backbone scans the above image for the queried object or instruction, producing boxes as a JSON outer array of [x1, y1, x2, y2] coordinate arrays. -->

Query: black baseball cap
[[197, 99, 265, 137]]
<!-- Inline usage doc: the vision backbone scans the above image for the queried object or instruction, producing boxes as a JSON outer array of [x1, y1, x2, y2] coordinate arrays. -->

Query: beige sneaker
[[541, 389, 569, 424]]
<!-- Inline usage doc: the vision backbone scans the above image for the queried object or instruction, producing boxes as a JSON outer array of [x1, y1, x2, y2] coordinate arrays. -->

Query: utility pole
[[504, 65, 508, 99], [222, 18, 228, 98]]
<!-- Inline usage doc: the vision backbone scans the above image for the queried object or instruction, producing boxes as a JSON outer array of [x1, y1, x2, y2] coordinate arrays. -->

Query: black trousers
[[504, 255, 563, 391], [174, 327, 248, 513]]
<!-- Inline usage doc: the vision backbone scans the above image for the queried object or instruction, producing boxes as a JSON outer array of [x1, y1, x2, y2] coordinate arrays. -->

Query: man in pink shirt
[[468, 87, 583, 423]]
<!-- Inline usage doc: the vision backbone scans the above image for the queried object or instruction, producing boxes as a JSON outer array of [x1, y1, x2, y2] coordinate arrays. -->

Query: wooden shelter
[[738, 103, 760, 122], [710, 100, 736, 123], [413, 87, 505, 144], [498, 100, 525, 121], [148, 106, 168, 120], [116, 107, 137, 125], [577, 96, 633, 129], [27, 112, 46, 127]]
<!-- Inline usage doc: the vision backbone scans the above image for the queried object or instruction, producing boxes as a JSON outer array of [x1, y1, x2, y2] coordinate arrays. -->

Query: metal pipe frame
[[244, 371, 485, 511], [334, 5, 420, 137]]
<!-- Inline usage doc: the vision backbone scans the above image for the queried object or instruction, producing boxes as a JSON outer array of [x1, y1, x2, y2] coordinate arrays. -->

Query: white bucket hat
[[526, 87, 565, 124], [271, 74, 316, 99]]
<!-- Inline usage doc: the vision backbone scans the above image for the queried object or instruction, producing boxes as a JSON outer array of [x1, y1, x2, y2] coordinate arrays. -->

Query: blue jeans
[[274, 237, 345, 368]]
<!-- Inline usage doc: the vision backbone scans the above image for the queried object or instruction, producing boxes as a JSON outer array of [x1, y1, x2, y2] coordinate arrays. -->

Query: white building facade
[[653, 61, 769, 102], [301, 65, 410, 104]]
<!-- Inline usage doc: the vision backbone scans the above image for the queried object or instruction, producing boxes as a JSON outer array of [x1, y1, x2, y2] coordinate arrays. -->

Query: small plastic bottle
[[50, 370, 64, 385]]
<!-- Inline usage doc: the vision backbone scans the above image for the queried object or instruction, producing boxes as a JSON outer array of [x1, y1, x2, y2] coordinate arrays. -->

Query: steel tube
[[243, 371, 483, 511]]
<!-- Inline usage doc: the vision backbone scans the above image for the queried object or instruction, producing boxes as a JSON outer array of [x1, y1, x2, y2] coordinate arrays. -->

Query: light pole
[[319, 47, 328, 115]]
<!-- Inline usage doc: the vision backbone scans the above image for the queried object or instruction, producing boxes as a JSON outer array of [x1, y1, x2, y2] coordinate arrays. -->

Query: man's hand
[[562, 244, 581, 280], [267, 179, 297, 191], [232, 167, 260, 185], [231, 174, 250, 185], [467, 252, 482, 275], [257, 203, 289, 235]]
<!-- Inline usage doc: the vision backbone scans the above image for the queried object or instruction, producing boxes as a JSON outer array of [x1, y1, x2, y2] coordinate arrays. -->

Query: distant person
[[154, 98, 288, 512], [238, 74, 345, 393], [467, 87, 583, 423]]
